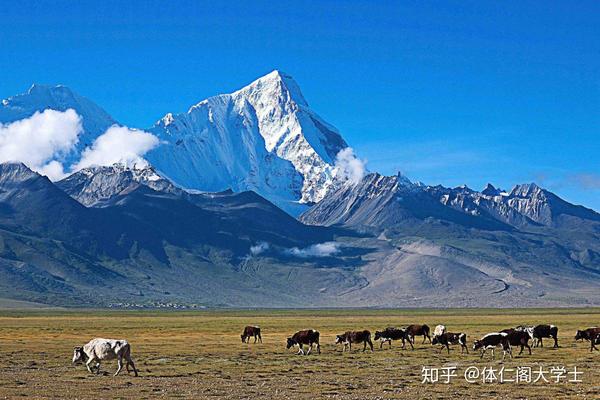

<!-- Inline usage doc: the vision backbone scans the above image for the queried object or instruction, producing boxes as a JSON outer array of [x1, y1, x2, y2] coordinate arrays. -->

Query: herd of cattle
[[72, 324, 600, 376]]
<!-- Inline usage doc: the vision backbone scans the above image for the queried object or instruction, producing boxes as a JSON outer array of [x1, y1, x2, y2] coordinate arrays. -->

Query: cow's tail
[[423, 324, 430, 336]]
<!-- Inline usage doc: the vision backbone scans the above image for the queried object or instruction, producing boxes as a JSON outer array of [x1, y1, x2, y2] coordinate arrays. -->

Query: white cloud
[[0, 109, 82, 180], [335, 147, 367, 185], [73, 125, 159, 171], [250, 242, 270, 256], [285, 242, 341, 258]]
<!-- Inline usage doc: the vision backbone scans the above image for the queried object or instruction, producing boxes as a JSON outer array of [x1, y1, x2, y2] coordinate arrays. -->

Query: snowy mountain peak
[[233, 69, 309, 107], [57, 163, 176, 207], [0, 162, 41, 184], [0, 84, 116, 168], [146, 70, 350, 214], [510, 183, 543, 197]]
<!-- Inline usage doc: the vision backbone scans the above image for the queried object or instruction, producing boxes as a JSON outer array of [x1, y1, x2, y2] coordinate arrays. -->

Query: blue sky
[[1, 1, 599, 209]]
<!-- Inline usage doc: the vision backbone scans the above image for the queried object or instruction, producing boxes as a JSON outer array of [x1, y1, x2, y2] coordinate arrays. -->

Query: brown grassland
[[0, 308, 598, 399]]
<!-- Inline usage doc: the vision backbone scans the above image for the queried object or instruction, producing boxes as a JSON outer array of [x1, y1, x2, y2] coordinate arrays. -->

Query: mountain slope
[[0, 162, 360, 307], [299, 171, 600, 306], [300, 172, 511, 231]]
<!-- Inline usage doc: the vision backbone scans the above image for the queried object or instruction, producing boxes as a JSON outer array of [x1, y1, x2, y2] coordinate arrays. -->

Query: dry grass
[[0, 309, 598, 399]]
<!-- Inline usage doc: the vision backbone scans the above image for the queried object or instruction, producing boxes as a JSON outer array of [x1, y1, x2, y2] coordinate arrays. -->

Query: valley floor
[[0, 309, 598, 399]]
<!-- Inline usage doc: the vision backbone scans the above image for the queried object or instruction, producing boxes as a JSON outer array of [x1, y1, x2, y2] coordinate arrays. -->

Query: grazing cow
[[286, 329, 320, 355], [432, 332, 468, 354], [335, 330, 374, 352], [529, 324, 559, 348], [433, 325, 446, 339], [374, 327, 413, 350], [72, 338, 138, 376], [473, 333, 512, 360], [501, 328, 532, 355], [405, 324, 431, 344], [241, 326, 262, 343], [575, 327, 600, 351]]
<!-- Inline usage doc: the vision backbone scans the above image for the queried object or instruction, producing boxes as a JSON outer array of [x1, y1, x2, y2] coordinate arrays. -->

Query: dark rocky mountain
[[298, 171, 600, 307], [302, 172, 600, 231], [0, 162, 352, 307]]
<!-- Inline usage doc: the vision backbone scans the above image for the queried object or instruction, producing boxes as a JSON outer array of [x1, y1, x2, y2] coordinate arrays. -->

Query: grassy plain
[[0, 308, 598, 399]]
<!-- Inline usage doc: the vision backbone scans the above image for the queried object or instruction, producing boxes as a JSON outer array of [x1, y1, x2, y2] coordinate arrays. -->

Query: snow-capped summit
[[0, 84, 115, 139], [0, 84, 116, 167], [146, 70, 349, 214]]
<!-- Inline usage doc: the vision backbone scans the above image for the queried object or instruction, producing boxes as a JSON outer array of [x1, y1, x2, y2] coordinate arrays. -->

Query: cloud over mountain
[[73, 126, 160, 171], [0, 109, 82, 180]]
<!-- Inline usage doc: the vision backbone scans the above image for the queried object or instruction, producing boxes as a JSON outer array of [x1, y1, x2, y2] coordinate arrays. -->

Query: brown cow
[[241, 326, 262, 343], [432, 332, 468, 354], [575, 327, 600, 351], [286, 329, 320, 355], [335, 330, 374, 352], [405, 324, 431, 344], [501, 328, 532, 355]]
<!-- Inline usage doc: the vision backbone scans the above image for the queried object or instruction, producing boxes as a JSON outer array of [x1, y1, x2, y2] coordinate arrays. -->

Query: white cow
[[72, 338, 138, 376]]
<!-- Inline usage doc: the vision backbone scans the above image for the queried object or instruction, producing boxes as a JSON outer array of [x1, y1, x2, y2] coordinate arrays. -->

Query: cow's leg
[[388, 339, 392, 349], [348, 342, 352, 352], [363, 341, 367, 352], [259, 333, 263, 344], [408, 337, 414, 350], [518, 345, 524, 355], [479, 349, 485, 359], [85, 357, 96, 374], [446, 344, 450, 354], [491, 348, 495, 360], [95, 362, 101, 374], [422, 335, 426, 344], [115, 357, 123, 376], [368, 339, 374, 352], [297, 344, 304, 355], [553, 336, 558, 348], [539, 338, 543, 348], [254, 335, 258, 343], [316, 342, 321, 354], [126, 356, 139, 377], [379, 340, 383, 349], [306, 343, 312, 356]]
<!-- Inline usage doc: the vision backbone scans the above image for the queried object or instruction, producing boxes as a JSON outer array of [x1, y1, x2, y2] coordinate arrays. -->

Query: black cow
[[286, 329, 321, 355], [335, 330, 374, 352], [532, 324, 558, 348], [501, 328, 532, 355], [473, 333, 512, 360], [575, 327, 600, 351], [374, 327, 413, 350], [517, 324, 559, 348], [405, 324, 431, 344], [241, 326, 262, 343], [432, 332, 468, 354]]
